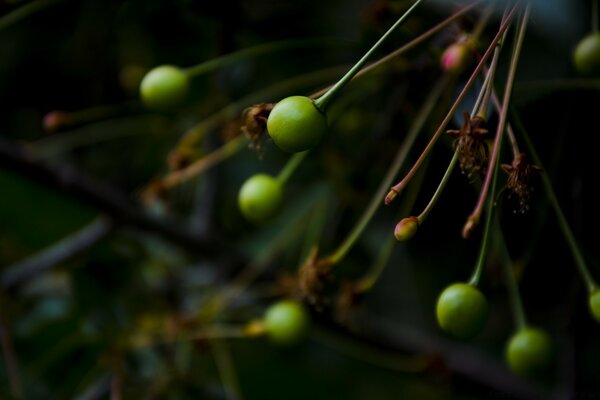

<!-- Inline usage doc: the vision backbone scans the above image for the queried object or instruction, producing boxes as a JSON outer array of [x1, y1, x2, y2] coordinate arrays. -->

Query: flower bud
[[441, 40, 472, 74], [43, 111, 69, 132], [394, 216, 419, 241]]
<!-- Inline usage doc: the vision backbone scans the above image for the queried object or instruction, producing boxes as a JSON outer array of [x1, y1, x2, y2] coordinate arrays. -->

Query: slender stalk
[[314, 0, 426, 111], [309, 2, 480, 99], [356, 163, 427, 292], [494, 224, 528, 330], [0, 0, 60, 30], [385, 3, 519, 204], [510, 109, 599, 292], [468, 149, 501, 286], [463, 5, 529, 238], [210, 340, 244, 400], [327, 75, 450, 264], [1, 217, 113, 288], [0, 314, 23, 399], [490, 89, 521, 159], [185, 38, 346, 77], [277, 151, 308, 184], [476, 39, 504, 119], [593, 0, 599, 33], [160, 136, 248, 190], [417, 152, 458, 224]]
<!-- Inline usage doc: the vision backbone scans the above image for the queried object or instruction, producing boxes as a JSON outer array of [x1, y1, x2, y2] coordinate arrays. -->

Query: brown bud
[[394, 216, 419, 241]]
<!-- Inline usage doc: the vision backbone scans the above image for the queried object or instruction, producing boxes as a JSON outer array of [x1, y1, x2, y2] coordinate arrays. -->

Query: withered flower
[[241, 103, 274, 152], [298, 247, 334, 308], [447, 112, 489, 179], [502, 153, 542, 213]]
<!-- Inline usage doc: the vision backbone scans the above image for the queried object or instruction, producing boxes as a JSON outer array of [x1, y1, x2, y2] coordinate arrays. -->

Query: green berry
[[436, 283, 488, 339], [506, 327, 552, 376], [590, 290, 600, 323], [266, 96, 328, 153], [394, 217, 419, 241], [263, 300, 309, 345], [573, 33, 600, 76], [238, 174, 283, 223], [140, 65, 190, 110]]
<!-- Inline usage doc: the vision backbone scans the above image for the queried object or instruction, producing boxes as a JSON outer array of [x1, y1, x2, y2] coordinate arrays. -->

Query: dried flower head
[[502, 153, 542, 213], [241, 103, 274, 152], [447, 112, 489, 179], [298, 247, 334, 308]]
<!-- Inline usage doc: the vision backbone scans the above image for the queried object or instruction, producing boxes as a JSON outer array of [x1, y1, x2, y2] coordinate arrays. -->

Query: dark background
[[1, 0, 599, 398]]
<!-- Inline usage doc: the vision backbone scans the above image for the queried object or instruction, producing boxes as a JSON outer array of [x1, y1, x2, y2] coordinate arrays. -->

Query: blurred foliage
[[1, 0, 600, 399]]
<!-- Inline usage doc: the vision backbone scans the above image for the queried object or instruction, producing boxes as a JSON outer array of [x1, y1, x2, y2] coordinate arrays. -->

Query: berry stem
[[356, 165, 427, 293], [309, 1, 480, 99], [593, 0, 599, 33], [417, 152, 457, 224], [185, 37, 346, 77], [0, 0, 59, 30], [490, 89, 521, 159], [494, 224, 528, 331], [463, 5, 529, 238], [159, 135, 249, 192], [313, 0, 426, 111], [277, 151, 308, 184], [326, 75, 450, 265], [510, 109, 599, 293], [210, 339, 244, 400], [385, 3, 519, 204], [467, 140, 501, 287]]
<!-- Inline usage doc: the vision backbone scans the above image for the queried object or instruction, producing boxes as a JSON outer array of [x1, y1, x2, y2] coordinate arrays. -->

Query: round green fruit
[[436, 283, 488, 339], [140, 65, 190, 110], [238, 174, 283, 223], [590, 290, 600, 323], [263, 300, 309, 345], [266, 96, 328, 153], [506, 327, 552, 376], [573, 33, 600, 76]]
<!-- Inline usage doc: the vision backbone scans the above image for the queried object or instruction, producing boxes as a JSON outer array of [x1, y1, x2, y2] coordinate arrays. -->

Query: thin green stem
[[185, 38, 346, 77], [385, 3, 519, 203], [417, 152, 458, 224], [593, 0, 599, 33], [313, 0, 425, 111], [277, 151, 308, 184], [356, 163, 428, 292], [494, 224, 528, 330], [309, 1, 480, 99], [476, 32, 505, 118], [464, 5, 529, 238], [327, 75, 450, 264], [510, 109, 599, 292], [468, 141, 501, 287], [0, 0, 60, 30], [161, 135, 249, 190], [210, 339, 244, 400]]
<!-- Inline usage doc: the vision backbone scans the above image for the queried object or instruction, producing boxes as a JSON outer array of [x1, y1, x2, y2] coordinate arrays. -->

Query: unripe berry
[[506, 327, 552, 376], [573, 33, 600, 76], [394, 217, 419, 241], [266, 96, 328, 153], [140, 65, 190, 110], [590, 290, 600, 323], [441, 41, 472, 74], [436, 283, 488, 339], [238, 174, 283, 223], [263, 300, 309, 345]]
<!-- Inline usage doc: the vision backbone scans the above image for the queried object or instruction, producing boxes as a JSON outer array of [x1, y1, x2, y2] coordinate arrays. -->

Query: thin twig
[[0, 314, 23, 399], [1, 217, 114, 288], [0, 138, 220, 254]]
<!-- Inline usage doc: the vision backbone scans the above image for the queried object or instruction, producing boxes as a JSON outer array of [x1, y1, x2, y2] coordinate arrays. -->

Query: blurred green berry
[[573, 33, 600, 76], [140, 65, 190, 110], [506, 327, 552, 376], [436, 283, 488, 339], [263, 300, 309, 345], [267, 96, 328, 153], [238, 174, 283, 223], [590, 290, 600, 323]]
